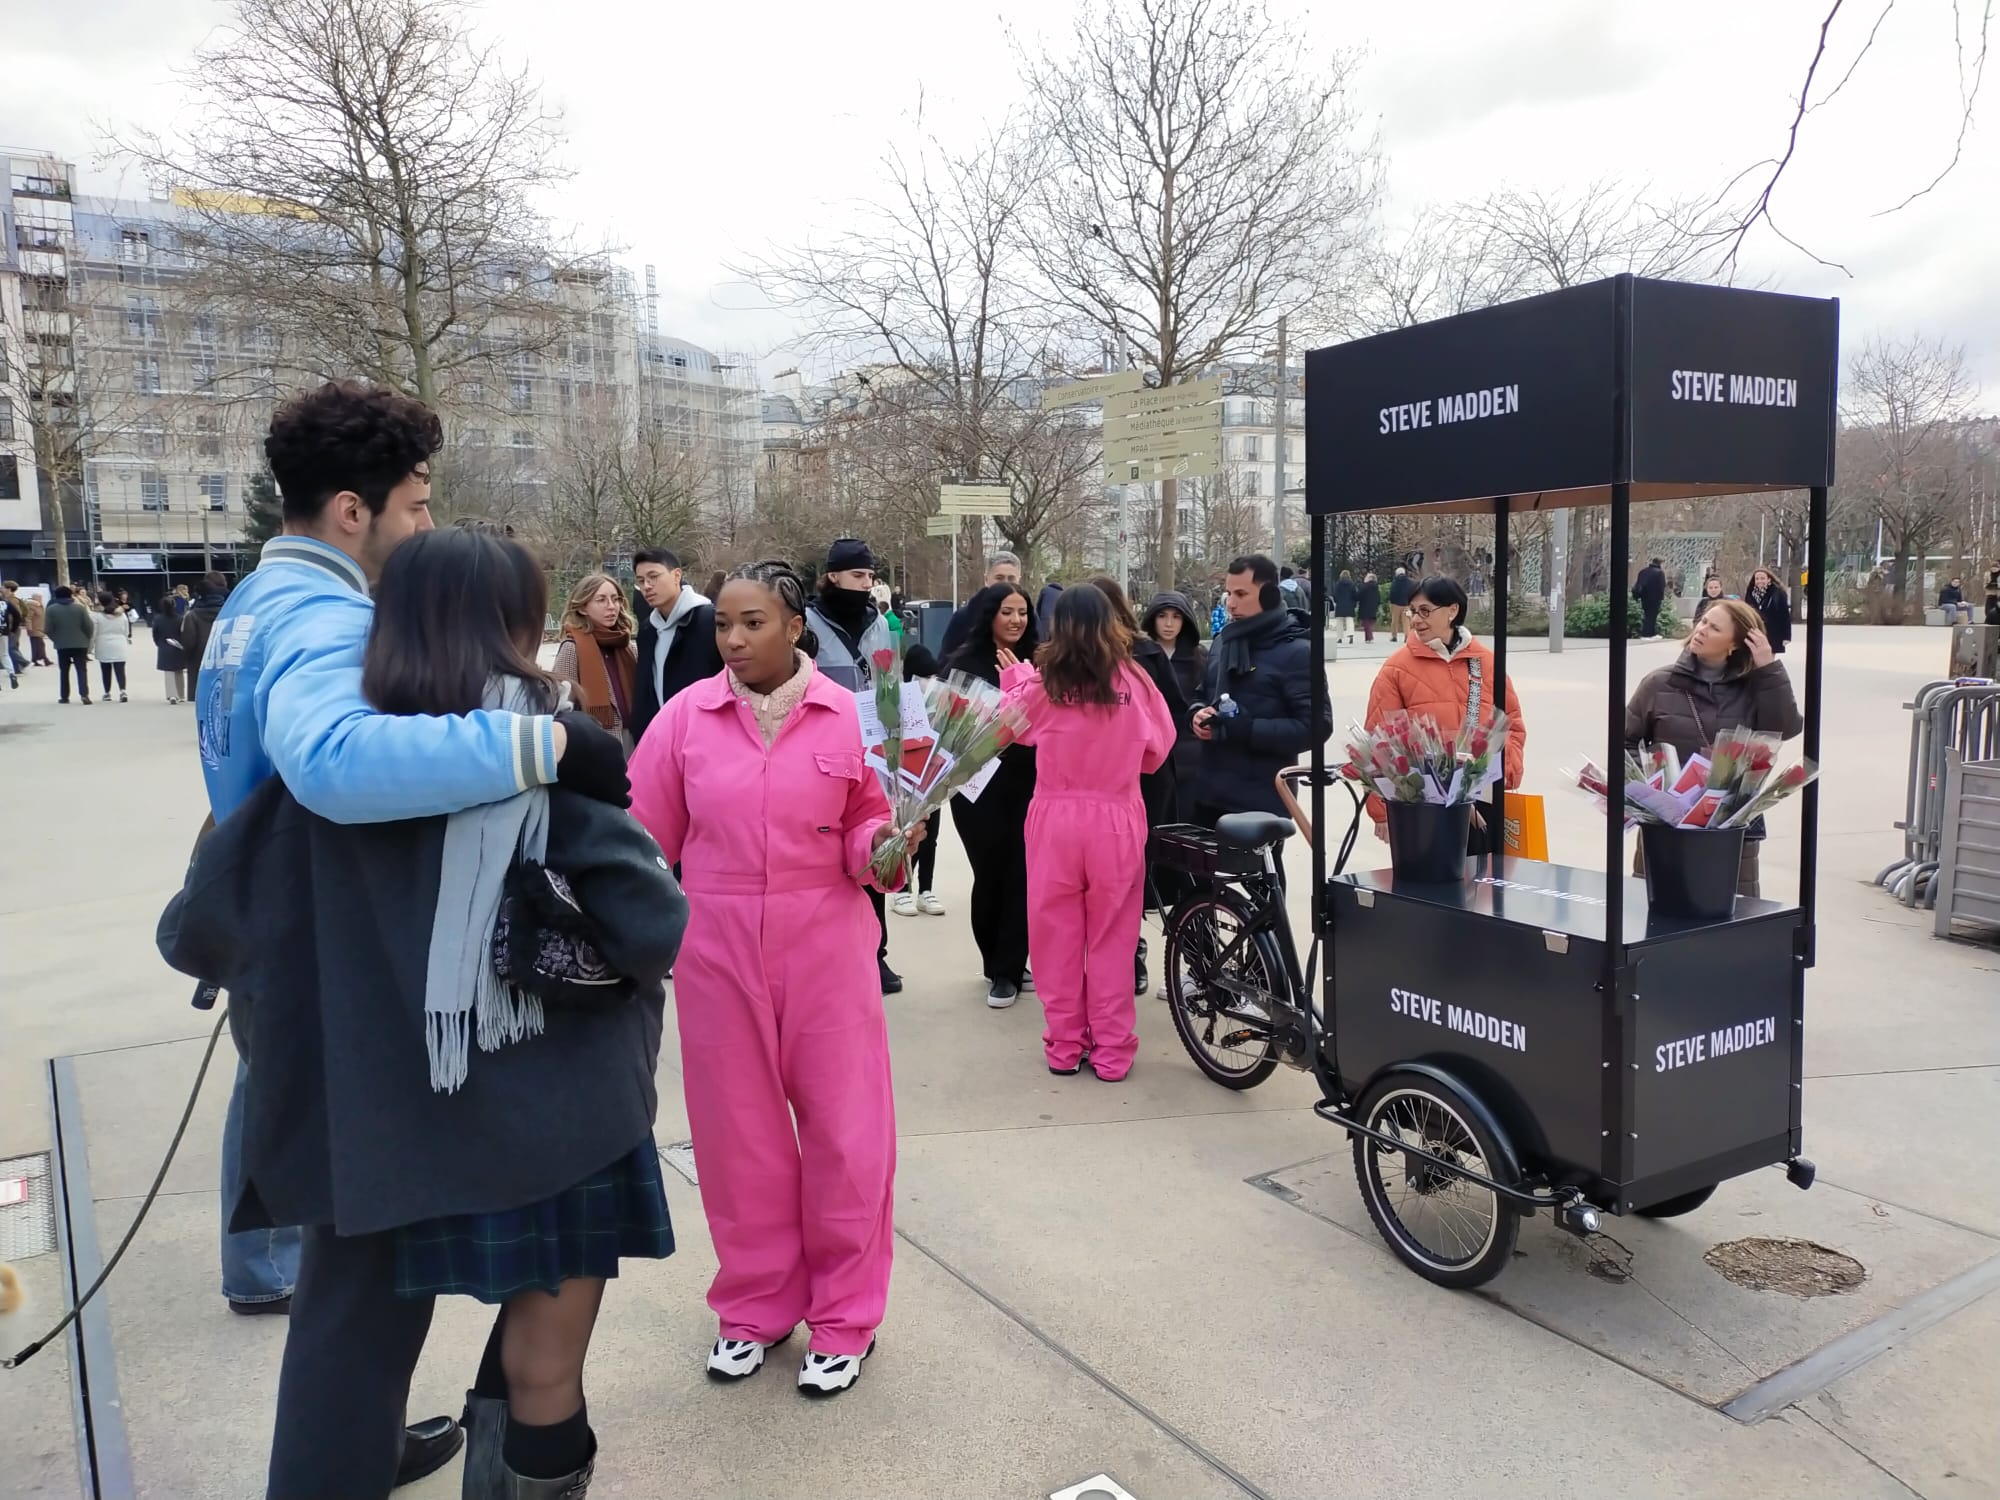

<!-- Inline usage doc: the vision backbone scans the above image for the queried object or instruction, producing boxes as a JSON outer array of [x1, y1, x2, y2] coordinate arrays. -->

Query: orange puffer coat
[[1362, 631, 1527, 823]]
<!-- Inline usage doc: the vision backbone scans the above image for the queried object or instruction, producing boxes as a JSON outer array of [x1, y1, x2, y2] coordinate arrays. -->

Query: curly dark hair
[[1037, 582, 1131, 707], [265, 380, 444, 522], [726, 559, 821, 658], [944, 582, 1038, 684]]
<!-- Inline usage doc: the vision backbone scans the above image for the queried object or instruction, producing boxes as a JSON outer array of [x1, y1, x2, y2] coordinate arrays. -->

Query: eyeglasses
[[1408, 604, 1442, 620]]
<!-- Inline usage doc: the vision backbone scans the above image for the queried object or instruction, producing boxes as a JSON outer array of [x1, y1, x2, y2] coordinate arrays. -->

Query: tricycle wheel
[[1162, 894, 1281, 1090], [1351, 1071, 1520, 1289], [1633, 1184, 1716, 1219]]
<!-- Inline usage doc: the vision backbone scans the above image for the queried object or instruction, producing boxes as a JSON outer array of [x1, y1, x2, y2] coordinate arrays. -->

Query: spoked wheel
[[1162, 894, 1281, 1090], [1351, 1071, 1520, 1288]]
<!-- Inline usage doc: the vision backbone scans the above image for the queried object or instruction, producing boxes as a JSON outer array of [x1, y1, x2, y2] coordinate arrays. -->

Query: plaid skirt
[[393, 1137, 673, 1303]]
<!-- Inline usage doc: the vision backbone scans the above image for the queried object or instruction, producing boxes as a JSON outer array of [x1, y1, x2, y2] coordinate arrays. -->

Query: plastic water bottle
[[1217, 693, 1239, 721]]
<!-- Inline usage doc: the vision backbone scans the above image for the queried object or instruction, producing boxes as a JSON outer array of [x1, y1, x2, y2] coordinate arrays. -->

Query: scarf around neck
[[567, 622, 634, 730], [1214, 606, 1293, 680], [730, 651, 815, 746], [423, 675, 552, 1093]]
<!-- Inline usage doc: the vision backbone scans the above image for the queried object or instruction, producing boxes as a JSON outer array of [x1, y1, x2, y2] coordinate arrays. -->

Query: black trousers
[[911, 810, 940, 892], [951, 796, 1030, 983], [1641, 602, 1661, 636], [266, 1224, 435, 1500], [56, 648, 90, 701], [99, 660, 127, 693], [868, 886, 888, 963], [31, 634, 49, 664]]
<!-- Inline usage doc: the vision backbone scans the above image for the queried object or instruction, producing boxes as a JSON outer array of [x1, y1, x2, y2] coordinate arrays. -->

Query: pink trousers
[[1025, 793, 1147, 1078], [675, 878, 896, 1356]]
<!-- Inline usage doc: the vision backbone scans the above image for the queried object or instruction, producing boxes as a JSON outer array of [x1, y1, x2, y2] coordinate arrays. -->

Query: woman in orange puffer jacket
[[1362, 575, 1527, 853]]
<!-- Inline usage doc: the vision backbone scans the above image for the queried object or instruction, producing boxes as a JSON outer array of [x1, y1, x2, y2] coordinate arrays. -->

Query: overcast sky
[[8, 0, 1996, 397]]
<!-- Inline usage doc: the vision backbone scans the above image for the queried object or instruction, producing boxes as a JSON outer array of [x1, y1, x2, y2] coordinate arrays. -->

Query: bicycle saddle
[[1213, 812, 1295, 850]]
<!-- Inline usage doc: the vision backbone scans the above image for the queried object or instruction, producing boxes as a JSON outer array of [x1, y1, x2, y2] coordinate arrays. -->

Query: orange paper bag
[[1502, 792, 1548, 860]]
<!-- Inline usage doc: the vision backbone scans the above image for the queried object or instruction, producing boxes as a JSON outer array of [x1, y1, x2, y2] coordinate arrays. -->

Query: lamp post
[[1268, 315, 1288, 562]]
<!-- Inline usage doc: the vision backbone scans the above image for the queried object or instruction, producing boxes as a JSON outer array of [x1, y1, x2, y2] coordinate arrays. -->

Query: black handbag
[[490, 860, 632, 1008]]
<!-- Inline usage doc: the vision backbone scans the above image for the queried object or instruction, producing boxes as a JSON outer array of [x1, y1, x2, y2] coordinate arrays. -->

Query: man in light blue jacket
[[196, 381, 625, 1495]]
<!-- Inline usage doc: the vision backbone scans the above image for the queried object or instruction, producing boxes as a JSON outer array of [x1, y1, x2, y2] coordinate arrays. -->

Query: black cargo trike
[[1151, 275, 1834, 1287]]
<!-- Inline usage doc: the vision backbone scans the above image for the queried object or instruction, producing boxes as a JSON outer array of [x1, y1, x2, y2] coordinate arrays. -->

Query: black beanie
[[826, 537, 875, 573]]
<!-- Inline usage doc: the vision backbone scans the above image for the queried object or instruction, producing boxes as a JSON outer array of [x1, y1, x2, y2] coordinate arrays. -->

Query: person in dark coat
[[1356, 572, 1382, 643], [629, 546, 721, 743], [1634, 558, 1668, 639], [148, 596, 188, 702], [1330, 570, 1359, 643], [943, 583, 1039, 1007], [42, 585, 96, 704], [1743, 567, 1792, 654], [1627, 597, 1800, 896], [1140, 589, 1207, 925], [160, 528, 684, 1500], [1386, 567, 1415, 634], [1037, 582, 1063, 635], [1190, 555, 1332, 885], [180, 571, 232, 704], [939, 552, 1024, 661]]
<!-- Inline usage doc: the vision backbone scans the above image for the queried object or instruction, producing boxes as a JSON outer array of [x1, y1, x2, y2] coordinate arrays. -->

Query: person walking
[[1362, 575, 1527, 855], [44, 585, 95, 704], [92, 592, 132, 702], [148, 595, 187, 702], [944, 583, 1039, 1007], [552, 574, 640, 753], [630, 547, 721, 742], [940, 552, 1023, 660], [804, 537, 905, 994], [1, 581, 26, 687], [1001, 587, 1176, 1081], [1356, 572, 1381, 643], [1693, 574, 1727, 624], [1188, 556, 1330, 885], [181, 571, 232, 706], [163, 527, 683, 1500], [184, 380, 631, 1498], [1331, 569, 1359, 643], [628, 560, 912, 1397], [1387, 567, 1415, 635], [1626, 597, 1800, 898], [24, 585, 50, 666], [890, 639, 947, 922], [1635, 557, 1668, 640], [1744, 568, 1792, 655]]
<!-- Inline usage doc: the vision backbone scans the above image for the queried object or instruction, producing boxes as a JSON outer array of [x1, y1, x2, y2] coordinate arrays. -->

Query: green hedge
[[1563, 593, 1685, 639]]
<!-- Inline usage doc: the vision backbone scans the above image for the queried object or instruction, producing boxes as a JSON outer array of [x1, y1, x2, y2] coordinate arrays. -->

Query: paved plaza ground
[[1, 625, 1995, 1499]]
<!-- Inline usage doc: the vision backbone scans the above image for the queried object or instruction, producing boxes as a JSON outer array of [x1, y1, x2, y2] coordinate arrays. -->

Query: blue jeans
[[220, 1061, 300, 1303]]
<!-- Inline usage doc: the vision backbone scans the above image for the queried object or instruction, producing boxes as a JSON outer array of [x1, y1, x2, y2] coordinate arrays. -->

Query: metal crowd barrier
[[1879, 679, 2000, 908]]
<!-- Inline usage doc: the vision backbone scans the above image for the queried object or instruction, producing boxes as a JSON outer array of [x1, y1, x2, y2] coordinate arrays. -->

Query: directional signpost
[[1041, 370, 1148, 409], [923, 516, 958, 537], [1102, 374, 1222, 490], [932, 483, 1015, 602]]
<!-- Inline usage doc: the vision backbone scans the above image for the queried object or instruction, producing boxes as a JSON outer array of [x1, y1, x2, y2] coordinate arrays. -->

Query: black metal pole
[[1799, 484, 1827, 961], [1605, 274, 1634, 978], [1490, 496, 1510, 866], [1310, 509, 1329, 1005]]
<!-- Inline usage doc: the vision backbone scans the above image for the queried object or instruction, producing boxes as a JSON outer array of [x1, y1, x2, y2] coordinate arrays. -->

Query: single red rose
[[1783, 764, 1808, 786], [872, 649, 894, 670], [1393, 754, 1410, 775]]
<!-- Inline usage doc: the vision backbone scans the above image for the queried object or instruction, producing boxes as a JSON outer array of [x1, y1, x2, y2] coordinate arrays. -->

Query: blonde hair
[[563, 572, 632, 635]]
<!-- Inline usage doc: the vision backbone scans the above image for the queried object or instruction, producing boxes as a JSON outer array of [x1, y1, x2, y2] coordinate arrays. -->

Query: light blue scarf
[[423, 676, 551, 1093]]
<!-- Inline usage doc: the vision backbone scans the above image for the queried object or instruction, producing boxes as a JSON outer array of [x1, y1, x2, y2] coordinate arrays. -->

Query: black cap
[[827, 537, 875, 573]]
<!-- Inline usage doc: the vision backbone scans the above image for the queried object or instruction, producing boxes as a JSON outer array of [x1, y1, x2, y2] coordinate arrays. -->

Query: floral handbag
[[490, 861, 631, 1008]]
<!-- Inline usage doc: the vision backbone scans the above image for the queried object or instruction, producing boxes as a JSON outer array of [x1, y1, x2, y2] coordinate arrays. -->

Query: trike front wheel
[[1351, 1070, 1520, 1288]]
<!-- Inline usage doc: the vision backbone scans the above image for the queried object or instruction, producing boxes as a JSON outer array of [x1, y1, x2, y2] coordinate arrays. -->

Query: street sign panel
[[1105, 431, 1220, 464], [1105, 449, 1221, 485], [1041, 371, 1147, 408], [924, 516, 959, 537], [1103, 374, 1223, 419], [937, 483, 1013, 515], [1104, 406, 1224, 444]]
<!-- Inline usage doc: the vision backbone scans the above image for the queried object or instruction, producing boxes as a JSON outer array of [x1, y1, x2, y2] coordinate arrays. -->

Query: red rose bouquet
[[867, 670, 1027, 885], [1565, 724, 1819, 829], [1343, 709, 1511, 806]]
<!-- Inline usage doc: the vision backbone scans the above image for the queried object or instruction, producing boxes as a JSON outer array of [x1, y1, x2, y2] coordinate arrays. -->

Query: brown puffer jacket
[[1625, 652, 1801, 757]]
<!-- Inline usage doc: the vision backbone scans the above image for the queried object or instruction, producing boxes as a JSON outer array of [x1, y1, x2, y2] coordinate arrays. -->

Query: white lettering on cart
[[1655, 1016, 1778, 1073], [1473, 875, 1606, 907], [1388, 988, 1527, 1053]]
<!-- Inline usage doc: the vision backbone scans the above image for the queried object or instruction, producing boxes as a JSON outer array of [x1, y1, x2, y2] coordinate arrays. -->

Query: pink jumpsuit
[[629, 668, 897, 1357], [1003, 661, 1177, 1079]]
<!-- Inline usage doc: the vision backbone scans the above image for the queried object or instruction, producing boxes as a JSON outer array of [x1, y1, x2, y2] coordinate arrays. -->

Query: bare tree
[[1330, 209, 1527, 338], [1017, 0, 1378, 589], [1842, 333, 1978, 618], [112, 0, 576, 415]]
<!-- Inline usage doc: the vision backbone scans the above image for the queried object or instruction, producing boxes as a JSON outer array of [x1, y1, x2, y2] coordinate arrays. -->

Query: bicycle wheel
[[1351, 1070, 1519, 1288], [1163, 893, 1282, 1090]]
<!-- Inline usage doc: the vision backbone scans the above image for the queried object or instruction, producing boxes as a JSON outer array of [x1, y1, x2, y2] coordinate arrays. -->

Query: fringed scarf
[[565, 622, 636, 730]]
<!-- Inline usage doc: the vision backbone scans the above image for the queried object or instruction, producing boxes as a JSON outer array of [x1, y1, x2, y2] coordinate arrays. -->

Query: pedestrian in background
[[1984, 559, 2000, 625], [181, 571, 231, 705], [891, 638, 947, 922], [1693, 574, 1727, 624], [1036, 581, 1063, 636], [629, 559, 909, 1396], [552, 572, 639, 752], [1209, 590, 1228, 640], [1939, 578, 1973, 625], [92, 591, 132, 702], [1387, 567, 1414, 635], [149, 595, 187, 702], [1002, 586, 1176, 1081], [1744, 568, 1792, 655], [944, 582, 1039, 1007], [630, 547, 722, 742], [1635, 557, 1667, 640], [1331, 569, 1359, 643], [941, 552, 1023, 660], [1141, 589, 1208, 932], [44, 585, 95, 704], [1, 581, 25, 687], [1357, 572, 1381, 643], [25, 585, 50, 665]]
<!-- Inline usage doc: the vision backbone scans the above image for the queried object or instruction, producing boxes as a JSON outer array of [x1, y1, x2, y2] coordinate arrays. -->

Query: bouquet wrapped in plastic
[[860, 665, 1029, 886], [1566, 725, 1819, 830], [1341, 709, 1510, 805]]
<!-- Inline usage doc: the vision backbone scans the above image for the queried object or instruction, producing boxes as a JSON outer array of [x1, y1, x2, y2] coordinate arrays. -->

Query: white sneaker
[[891, 892, 919, 918], [707, 1337, 774, 1381], [798, 1340, 874, 1398], [917, 891, 946, 916], [1157, 974, 1199, 1003]]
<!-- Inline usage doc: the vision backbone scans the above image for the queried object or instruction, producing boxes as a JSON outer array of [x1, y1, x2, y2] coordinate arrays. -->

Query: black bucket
[[1385, 801, 1473, 883], [1639, 823, 1746, 920]]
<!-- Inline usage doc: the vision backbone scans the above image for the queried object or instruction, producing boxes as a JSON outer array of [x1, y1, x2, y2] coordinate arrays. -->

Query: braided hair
[[726, 559, 821, 658]]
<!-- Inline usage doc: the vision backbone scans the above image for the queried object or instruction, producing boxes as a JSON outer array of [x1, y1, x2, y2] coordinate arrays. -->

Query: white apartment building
[[1, 148, 75, 579]]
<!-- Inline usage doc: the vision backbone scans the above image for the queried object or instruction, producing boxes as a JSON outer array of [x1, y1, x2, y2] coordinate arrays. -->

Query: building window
[[1242, 437, 1261, 463], [140, 428, 166, 456], [200, 473, 227, 511], [192, 312, 218, 345], [0, 397, 12, 442], [133, 356, 162, 393], [511, 429, 534, 450], [1246, 470, 1262, 497], [120, 229, 151, 264], [125, 295, 162, 340], [140, 471, 169, 511], [190, 353, 217, 390], [463, 428, 489, 446], [509, 378, 532, 410], [0, 455, 18, 501]]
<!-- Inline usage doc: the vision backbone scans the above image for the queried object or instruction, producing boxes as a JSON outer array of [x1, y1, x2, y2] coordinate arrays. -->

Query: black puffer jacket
[[1192, 606, 1331, 817], [1141, 592, 1207, 782]]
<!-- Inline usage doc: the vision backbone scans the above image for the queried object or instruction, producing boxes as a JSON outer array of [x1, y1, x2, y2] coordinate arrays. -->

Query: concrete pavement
[[0, 628, 1994, 1499]]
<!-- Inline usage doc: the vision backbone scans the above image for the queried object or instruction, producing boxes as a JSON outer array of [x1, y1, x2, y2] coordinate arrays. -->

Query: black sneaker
[[879, 961, 903, 995], [986, 979, 1019, 1009]]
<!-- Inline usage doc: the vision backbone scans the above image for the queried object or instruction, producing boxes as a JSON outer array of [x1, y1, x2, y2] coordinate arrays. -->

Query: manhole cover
[[1704, 1237, 1866, 1297]]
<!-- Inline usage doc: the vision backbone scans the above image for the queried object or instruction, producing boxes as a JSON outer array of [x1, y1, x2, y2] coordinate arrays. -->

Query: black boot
[[1134, 937, 1148, 997]]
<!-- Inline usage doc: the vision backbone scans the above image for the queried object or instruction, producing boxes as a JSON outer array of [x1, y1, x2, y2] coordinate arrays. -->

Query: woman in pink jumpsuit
[[1002, 587, 1177, 1082], [628, 560, 914, 1398]]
